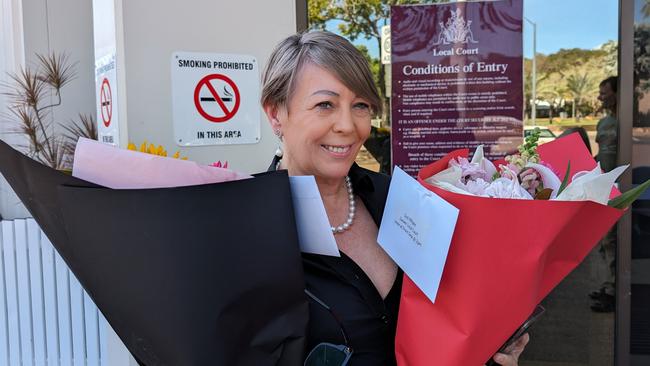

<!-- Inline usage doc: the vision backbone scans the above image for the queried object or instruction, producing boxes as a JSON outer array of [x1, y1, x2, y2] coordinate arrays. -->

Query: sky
[[522, 0, 618, 56], [327, 0, 619, 59]]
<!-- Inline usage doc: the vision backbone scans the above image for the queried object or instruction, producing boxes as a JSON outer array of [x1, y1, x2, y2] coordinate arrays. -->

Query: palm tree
[[565, 71, 596, 121], [537, 87, 563, 123]]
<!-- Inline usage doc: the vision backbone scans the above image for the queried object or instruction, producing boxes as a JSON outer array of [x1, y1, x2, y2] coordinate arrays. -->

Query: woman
[[261, 31, 528, 365]]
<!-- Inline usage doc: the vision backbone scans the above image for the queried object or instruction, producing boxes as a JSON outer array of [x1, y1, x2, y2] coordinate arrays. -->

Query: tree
[[2, 53, 97, 169], [565, 70, 596, 120], [599, 40, 618, 76], [524, 45, 613, 123], [308, 0, 440, 123], [539, 48, 604, 77], [355, 44, 380, 87], [634, 23, 650, 126]]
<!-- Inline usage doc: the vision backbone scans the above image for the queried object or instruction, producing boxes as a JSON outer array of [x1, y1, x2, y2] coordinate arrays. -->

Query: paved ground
[[355, 146, 380, 172], [520, 246, 615, 366]]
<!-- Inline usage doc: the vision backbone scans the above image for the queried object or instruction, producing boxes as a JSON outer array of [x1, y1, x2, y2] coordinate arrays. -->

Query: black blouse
[[269, 158, 402, 366]]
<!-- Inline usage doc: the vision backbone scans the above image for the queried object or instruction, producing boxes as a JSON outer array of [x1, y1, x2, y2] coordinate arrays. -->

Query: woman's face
[[266, 63, 372, 179]]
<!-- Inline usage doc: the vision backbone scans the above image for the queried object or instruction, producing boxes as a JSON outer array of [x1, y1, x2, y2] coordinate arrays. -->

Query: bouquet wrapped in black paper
[[0, 138, 308, 365]]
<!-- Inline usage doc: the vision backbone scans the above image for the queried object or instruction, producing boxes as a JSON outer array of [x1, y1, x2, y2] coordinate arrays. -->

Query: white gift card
[[378, 167, 459, 303], [289, 176, 340, 257]]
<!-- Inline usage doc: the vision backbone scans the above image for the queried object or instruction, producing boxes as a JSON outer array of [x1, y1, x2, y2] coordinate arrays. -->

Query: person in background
[[590, 76, 618, 312], [595, 76, 618, 172]]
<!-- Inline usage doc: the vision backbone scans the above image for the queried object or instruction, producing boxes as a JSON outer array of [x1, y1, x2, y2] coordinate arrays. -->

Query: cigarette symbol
[[200, 86, 233, 102]]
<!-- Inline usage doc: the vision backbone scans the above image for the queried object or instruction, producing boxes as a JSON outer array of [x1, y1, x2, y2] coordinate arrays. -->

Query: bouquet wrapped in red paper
[[395, 131, 650, 366]]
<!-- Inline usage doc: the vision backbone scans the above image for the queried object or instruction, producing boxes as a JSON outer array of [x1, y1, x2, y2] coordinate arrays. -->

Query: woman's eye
[[315, 101, 333, 110], [353, 102, 370, 110], [352, 102, 371, 116]]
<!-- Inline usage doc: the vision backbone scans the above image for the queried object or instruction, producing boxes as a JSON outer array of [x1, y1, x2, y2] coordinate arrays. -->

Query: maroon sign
[[391, 0, 523, 176]]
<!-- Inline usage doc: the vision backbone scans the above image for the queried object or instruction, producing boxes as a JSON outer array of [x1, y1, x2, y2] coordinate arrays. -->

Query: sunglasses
[[303, 289, 354, 366]]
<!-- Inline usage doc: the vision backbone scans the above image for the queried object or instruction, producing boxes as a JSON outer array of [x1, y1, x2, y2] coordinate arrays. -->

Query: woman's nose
[[333, 107, 356, 133]]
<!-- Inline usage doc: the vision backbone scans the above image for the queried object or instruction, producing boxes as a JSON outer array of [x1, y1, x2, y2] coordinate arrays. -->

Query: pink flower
[[210, 161, 229, 169], [498, 164, 520, 180], [525, 162, 562, 198], [450, 157, 490, 183], [519, 168, 542, 195], [462, 178, 490, 196]]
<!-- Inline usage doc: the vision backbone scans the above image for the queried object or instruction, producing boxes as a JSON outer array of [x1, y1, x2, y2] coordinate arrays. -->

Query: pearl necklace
[[276, 160, 355, 234], [332, 176, 356, 234]]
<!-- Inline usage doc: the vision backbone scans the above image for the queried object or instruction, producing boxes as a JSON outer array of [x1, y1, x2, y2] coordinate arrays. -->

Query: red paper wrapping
[[395, 133, 624, 365]]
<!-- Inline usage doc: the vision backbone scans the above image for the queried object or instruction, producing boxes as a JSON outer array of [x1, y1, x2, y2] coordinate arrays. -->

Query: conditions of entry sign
[[171, 51, 260, 147]]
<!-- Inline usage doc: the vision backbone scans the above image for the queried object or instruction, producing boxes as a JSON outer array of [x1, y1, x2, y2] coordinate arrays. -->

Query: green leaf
[[608, 179, 650, 209], [557, 161, 571, 196]]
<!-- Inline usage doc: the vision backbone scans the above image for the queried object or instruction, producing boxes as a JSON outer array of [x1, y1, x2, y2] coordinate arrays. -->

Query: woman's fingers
[[492, 352, 516, 366], [505, 333, 530, 356], [493, 333, 530, 366]]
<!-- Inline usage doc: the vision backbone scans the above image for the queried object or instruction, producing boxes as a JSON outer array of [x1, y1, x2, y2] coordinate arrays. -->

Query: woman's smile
[[321, 144, 353, 157]]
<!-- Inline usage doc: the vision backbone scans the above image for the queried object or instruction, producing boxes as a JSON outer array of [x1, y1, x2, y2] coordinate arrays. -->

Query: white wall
[[0, 0, 96, 219], [22, 0, 96, 138], [117, 0, 297, 173], [0, 0, 28, 220]]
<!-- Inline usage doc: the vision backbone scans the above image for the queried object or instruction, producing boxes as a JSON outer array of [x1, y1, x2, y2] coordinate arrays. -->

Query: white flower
[[456, 178, 490, 196], [556, 163, 628, 204], [484, 177, 533, 199], [470, 145, 498, 180]]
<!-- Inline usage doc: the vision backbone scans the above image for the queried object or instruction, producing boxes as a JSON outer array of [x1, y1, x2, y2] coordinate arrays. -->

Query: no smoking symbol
[[100, 78, 112, 127], [193, 74, 240, 123]]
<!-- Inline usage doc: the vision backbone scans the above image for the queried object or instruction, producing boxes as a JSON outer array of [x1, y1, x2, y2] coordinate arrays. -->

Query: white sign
[[381, 25, 391, 65], [95, 51, 120, 146], [171, 51, 261, 147], [377, 167, 459, 303], [93, 0, 120, 147]]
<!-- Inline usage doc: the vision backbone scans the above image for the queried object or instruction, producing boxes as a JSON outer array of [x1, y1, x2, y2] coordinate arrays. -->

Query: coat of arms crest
[[432, 9, 478, 45]]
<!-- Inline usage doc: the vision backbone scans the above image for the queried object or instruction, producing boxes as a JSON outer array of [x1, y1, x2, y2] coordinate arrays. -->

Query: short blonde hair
[[261, 31, 382, 116]]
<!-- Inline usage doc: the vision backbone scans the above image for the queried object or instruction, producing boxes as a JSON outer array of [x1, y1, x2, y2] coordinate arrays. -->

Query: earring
[[274, 129, 283, 158], [275, 143, 283, 158]]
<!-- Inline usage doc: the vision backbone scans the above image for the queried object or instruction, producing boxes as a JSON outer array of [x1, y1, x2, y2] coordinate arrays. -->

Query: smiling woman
[[259, 30, 527, 366], [261, 31, 400, 365]]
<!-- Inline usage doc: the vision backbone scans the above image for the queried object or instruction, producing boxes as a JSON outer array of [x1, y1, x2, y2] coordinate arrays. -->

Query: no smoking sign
[[95, 51, 119, 146], [194, 74, 240, 123], [171, 51, 260, 147], [100, 78, 112, 127]]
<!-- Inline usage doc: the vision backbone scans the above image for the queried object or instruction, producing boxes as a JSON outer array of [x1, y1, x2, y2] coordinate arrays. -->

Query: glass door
[[629, 1, 650, 365]]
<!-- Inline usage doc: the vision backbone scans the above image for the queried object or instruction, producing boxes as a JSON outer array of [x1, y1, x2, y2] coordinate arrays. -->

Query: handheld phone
[[485, 305, 545, 366]]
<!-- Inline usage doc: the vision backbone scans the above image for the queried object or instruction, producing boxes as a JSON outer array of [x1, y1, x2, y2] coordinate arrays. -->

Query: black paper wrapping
[[0, 139, 308, 365]]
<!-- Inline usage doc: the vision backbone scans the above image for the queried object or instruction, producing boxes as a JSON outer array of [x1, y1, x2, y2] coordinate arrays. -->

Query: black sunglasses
[[303, 289, 354, 366]]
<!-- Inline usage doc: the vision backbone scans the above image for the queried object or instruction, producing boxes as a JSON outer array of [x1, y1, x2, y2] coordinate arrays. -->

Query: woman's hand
[[490, 333, 530, 366]]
